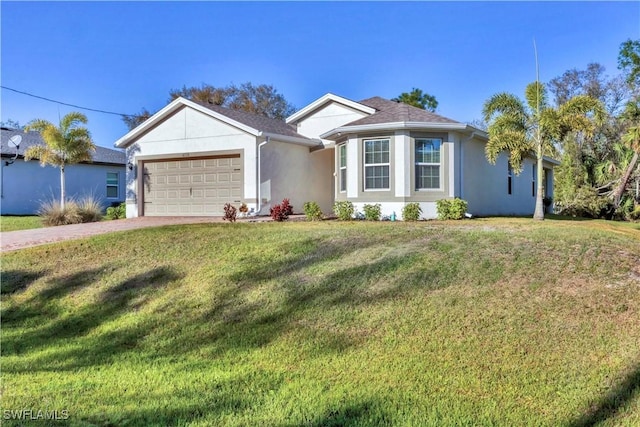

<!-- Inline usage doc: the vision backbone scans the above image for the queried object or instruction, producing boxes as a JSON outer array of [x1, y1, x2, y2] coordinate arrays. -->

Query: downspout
[[255, 135, 271, 215]]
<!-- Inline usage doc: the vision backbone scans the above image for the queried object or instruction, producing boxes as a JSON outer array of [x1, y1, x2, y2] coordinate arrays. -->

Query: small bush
[[106, 203, 126, 220], [77, 195, 104, 223], [363, 203, 381, 221], [38, 200, 82, 226], [223, 203, 237, 222], [629, 205, 640, 221], [270, 199, 293, 222], [333, 201, 354, 221], [303, 201, 323, 221], [436, 198, 468, 220], [402, 203, 422, 221]]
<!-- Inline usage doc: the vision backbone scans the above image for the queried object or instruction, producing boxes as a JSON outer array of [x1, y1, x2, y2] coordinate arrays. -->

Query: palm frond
[[525, 81, 548, 113], [485, 128, 530, 172], [59, 112, 88, 134], [23, 145, 64, 167], [482, 93, 527, 123]]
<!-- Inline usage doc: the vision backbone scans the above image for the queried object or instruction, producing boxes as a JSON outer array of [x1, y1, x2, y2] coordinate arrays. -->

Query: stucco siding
[[124, 107, 258, 217], [296, 103, 369, 140], [260, 141, 333, 215], [1, 160, 125, 215], [462, 138, 537, 216]]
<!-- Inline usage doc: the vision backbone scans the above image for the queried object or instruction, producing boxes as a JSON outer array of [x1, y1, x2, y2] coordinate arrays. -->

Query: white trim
[[286, 93, 376, 124]]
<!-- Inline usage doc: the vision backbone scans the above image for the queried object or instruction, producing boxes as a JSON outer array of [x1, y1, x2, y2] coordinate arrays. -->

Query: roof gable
[[115, 97, 314, 148], [286, 93, 376, 124]]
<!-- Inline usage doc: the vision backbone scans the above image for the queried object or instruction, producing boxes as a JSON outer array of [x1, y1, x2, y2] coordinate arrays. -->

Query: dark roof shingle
[[1, 128, 126, 165], [191, 101, 310, 139], [344, 96, 460, 126]]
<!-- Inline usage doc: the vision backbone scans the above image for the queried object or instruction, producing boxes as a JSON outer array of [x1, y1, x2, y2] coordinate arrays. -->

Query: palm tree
[[24, 112, 95, 209], [612, 100, 640, 208], [483, 82, 605, 220]]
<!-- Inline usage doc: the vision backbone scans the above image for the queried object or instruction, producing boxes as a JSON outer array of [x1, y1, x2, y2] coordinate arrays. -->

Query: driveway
[[0, 217, 227, 252]]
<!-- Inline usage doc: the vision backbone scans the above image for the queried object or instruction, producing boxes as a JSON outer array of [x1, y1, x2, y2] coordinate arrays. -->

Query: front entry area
[[142, 155, 243, 216]]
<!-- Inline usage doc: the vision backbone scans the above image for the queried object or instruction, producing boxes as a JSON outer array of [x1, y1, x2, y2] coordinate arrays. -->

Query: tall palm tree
[[612, 100, 640, 208], [483, 82, 605, 220], [24, 112, 95, 209]]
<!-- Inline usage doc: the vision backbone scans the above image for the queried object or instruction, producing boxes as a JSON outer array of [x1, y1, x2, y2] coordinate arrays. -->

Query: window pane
[[365, 165, 389, 189], [416, 165, 440, 189], [339, 145, 346, 167], [364, 139, 389, 165], [416, 139, 441, 164], [106, 186, 118, 198], [107, 172, 118, 185], [340, 168, 346, 192]]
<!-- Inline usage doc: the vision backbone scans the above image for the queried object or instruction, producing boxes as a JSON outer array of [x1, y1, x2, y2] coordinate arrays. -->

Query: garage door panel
[[143, 155, 242, 216]]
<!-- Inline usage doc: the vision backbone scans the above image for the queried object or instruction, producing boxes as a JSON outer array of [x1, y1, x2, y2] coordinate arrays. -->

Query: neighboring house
[[115, 94, 557, 219], [1, 128, 126, 215]]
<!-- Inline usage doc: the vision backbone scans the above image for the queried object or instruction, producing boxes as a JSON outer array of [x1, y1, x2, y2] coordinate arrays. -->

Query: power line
[[1, 85, 135, 117]]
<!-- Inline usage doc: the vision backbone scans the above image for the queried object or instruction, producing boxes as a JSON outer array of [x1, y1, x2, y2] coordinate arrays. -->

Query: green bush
[[333, 201, 354, 221], [629, 206, 640, 221], [363, 204, 381, 221], [436, 198, 468, 220], [402, 203, 422, 221], [106, 203, 126, 220], [303, 201, 323, 221], [555, 187, 608, 218]]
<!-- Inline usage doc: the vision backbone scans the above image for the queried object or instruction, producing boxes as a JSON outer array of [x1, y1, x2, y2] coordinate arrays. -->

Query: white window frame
[[415, 138, 442, 190], [106, 172, 119, 199], [338, 144, 347, 193], [363, 138, 390, 191]]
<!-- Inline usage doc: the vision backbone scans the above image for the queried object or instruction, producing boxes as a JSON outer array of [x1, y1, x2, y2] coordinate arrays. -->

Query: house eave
[[320, 122, 475, 140], [261, 132, 322, 147]]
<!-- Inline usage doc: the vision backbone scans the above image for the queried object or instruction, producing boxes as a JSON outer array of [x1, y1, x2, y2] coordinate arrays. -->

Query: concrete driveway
[[0, 217, 227, 252]]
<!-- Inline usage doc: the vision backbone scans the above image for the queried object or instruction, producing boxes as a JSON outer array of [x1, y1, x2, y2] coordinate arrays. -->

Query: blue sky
[[1, 1, 638, 148]]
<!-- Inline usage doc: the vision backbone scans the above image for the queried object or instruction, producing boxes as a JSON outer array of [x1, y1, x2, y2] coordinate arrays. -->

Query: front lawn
[[0, 216, 43, 232], [1, 218, 639, 426]]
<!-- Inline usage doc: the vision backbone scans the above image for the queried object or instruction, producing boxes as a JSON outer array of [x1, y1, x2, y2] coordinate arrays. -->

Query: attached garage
[[142, 155, 242, 216]]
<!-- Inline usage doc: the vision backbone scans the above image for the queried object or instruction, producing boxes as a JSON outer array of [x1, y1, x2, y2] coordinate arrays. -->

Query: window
[[107, 172, 119, 198], [338, 144, 347, 192], [532, 163, 536, 197], [364, 139, 390, 190], [415, 138, 441, 189], [507, 162, 513, 195]]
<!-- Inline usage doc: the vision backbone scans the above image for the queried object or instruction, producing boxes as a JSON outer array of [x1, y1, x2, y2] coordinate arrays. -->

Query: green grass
[[0, 215, 43, 232], [1, 218, 639, 426]]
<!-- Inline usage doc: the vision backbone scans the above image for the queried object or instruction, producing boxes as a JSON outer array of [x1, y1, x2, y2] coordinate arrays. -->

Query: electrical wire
[[1, 85, 135, 117]]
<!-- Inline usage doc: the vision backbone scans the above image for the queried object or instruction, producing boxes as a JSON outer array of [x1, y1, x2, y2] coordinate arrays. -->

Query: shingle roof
[[1, 128, 126, 165], [344, 96, 460, 126], [191, 101, 311, 140]]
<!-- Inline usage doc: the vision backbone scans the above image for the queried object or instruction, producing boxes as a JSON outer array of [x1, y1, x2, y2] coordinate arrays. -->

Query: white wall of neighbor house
[[0, 159, 125, 215], [260, 141, 334, 215], [124, 107, 258, 217], [294, 102, 369, 141]]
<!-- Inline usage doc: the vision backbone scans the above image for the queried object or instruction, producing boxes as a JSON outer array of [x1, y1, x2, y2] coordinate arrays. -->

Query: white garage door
[[142, 156, 242, 216]]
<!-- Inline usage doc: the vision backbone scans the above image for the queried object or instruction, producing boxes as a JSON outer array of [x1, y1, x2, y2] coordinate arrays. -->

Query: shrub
[[281, 198, 293, 216], [333, 201, 354, 221], [303, 201, 323, 221], [629, 205, 640, 221], [436, 198, 468, 220], [270, 199, 293, 222], [38, 199, 82, 226], [402, 202, 422, 221], [363, 203, 381, 221], [77, 195, 104, 223], [223, 203, 237, 222], [106, 202, 126, 220]]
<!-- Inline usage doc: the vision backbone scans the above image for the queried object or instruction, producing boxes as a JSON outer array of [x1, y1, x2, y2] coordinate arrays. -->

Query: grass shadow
[[0, 269, 48, 294], [568, 361, 640, 427]]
